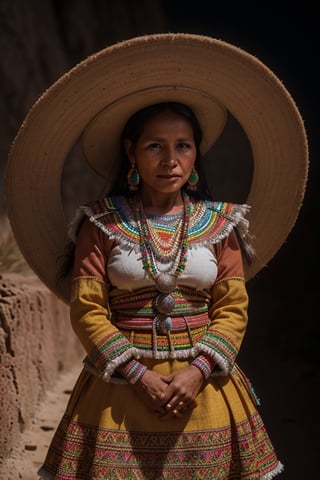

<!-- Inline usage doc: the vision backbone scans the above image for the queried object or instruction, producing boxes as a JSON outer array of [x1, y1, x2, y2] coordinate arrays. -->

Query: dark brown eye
[[149, 143, 161, 150]]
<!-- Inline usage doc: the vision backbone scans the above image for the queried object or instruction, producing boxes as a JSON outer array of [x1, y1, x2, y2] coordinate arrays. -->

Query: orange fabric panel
[[72, 217, 113, 284], [214, 229, 245, 283]]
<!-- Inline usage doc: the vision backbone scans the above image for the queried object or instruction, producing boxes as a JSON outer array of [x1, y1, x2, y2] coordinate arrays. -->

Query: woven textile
[[39, 360, 281, 479]]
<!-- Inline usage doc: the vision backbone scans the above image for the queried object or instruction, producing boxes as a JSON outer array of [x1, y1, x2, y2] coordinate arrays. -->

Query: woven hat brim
[[5, 33, 308, 303]]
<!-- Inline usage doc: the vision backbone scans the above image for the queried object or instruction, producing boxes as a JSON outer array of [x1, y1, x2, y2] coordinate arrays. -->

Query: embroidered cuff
[[117, 359, 148, 384], [191, 354, 215, 380]]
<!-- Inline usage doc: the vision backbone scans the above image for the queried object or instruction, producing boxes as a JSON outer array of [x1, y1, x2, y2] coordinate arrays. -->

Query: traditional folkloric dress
[[38, 194, 283, 480]]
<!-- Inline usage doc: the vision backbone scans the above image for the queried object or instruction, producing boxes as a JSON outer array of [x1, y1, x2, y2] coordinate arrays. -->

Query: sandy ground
[[2, 364, 81, 480]]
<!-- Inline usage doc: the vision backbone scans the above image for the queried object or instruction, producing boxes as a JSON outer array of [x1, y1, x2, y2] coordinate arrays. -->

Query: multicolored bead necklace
[[132, 191, 191, 334], [144, 213, 184, 262]]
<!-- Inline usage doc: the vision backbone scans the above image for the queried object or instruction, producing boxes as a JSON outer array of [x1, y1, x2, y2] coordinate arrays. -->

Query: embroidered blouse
[[70, 195, 250, 383]]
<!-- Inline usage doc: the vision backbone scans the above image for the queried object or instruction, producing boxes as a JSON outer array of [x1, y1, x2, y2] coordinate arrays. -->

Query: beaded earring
[[127, 163, 140, 191], [187, 167, 199, 191]]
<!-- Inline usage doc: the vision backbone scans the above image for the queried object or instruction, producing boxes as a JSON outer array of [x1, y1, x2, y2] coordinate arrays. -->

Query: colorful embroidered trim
[[110, 287, 210, 319], [191, 354, 216, 379], [117, 359, 148, 384], [39, 412, 283, 480], [196, 330, 238, 374], [81, 195, 250, 250], [115, 312, 209, 332]]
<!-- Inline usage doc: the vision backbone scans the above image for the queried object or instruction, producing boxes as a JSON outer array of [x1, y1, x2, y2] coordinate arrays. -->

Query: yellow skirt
[[38, 359, 283, 479]]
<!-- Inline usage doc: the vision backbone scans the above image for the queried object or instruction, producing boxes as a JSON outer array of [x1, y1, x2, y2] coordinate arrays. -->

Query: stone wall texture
[[0, 273, 83, 463]]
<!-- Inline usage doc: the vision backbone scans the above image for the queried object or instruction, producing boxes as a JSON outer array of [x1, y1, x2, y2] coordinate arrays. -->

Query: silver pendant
[[155, 315, 172, 335], [154, 293, 175, 314], [154, 273, 177, 293]]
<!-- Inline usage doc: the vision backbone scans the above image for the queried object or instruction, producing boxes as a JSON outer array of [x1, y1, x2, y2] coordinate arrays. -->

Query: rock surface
[[0, 273, 83, 477], [1, 362, 80, 480]]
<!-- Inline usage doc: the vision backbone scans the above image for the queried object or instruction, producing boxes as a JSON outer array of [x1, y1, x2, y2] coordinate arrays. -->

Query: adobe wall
[[0, 273, 83, 463]]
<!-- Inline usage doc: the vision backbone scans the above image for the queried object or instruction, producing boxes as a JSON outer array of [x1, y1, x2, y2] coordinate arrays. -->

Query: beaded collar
[[81, 194, 250, 250]]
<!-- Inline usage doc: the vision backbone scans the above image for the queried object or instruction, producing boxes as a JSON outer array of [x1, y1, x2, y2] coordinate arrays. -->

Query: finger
[[159, 410, 182, 421], [172, 400, 185, 411], [163, 401, 185, 418], [172, 408, 183, 417], [157, 391, 165, 401], [164, 398, 184, 410]]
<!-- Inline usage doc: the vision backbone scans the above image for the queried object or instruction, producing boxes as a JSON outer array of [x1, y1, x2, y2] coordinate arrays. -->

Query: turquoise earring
[[127, 163, 140, 190], [187, 167, 199, 191]]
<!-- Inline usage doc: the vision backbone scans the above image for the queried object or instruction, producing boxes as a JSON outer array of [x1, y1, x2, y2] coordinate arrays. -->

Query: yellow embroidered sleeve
[[194, 231, 249, 374], [70, 218, 139, 381]]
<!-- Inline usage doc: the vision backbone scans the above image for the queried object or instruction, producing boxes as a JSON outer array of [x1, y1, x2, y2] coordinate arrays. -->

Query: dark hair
[[109, 102, 212, 199]]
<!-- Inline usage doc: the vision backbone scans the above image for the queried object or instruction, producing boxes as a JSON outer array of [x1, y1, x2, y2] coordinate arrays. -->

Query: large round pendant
[[155, 274, 177, 293], [155, 293, 175, 314]]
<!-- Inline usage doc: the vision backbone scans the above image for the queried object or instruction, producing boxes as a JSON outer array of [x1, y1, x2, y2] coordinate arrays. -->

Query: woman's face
[[124, 110, 197, 199]]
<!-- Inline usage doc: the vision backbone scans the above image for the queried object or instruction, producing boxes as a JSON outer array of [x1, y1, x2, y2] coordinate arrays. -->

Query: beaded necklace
[[144, 213, 184, 262], [131, 191, 191, 334], [132, 191, 190, 288]]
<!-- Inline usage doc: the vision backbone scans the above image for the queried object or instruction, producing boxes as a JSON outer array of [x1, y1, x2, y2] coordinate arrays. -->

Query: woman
[[37, 101, 283, 479], [5, 32, 308, 480]]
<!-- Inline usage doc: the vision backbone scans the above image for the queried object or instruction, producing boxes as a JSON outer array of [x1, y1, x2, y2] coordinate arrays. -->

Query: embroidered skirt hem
[[38, 359, 282, 479]]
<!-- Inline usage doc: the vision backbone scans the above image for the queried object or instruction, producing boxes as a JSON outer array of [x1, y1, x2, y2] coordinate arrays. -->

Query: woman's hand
[[158, 365, 204, 420], [132, 365, 205, 420], [131, 369, 170, 415]]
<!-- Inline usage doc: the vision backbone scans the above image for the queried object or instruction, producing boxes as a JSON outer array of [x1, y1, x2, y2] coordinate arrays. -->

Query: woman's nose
[[161, 158, 177, 167], [160, 149, 177, 167]]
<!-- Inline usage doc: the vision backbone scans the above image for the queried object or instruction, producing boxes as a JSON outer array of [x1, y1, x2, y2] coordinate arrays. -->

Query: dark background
[[1, 1, 318, 478]]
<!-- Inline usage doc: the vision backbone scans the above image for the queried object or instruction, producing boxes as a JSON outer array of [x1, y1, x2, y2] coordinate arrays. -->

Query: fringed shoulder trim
[[192, 200, 256, 262], [68, 196, 253, 254], [68, 196, 140, 251], [188, 200, 250, 247]]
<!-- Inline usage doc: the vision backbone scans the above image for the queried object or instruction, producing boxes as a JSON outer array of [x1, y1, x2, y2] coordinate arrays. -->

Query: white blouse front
[[107, 241, 218, 292]]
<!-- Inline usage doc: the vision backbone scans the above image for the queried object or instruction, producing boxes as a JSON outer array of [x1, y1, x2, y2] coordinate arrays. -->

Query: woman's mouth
[[157, 174, 180, 179]]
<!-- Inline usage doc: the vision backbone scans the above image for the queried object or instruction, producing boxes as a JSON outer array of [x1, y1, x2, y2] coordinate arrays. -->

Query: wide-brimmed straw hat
[[5, 33, 308, 304]]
